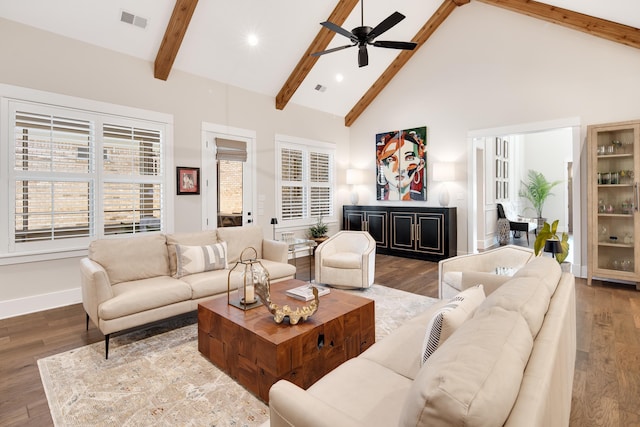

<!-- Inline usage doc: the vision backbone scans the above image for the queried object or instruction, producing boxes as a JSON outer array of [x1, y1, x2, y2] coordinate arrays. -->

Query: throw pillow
[[420, 284, 485, 366], [175, 242, 228, 278]]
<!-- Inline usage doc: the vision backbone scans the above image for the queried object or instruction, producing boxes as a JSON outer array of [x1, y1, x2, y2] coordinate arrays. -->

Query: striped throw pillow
[[175, 242, 228, 278], [420, 284, 485, 366]]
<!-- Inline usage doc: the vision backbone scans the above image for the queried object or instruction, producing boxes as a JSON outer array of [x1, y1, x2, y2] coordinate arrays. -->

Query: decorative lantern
[[227, 247, 269, 310]]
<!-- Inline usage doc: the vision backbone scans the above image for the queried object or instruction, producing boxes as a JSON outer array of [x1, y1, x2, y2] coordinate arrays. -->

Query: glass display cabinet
[[587, 120, 640, 290]]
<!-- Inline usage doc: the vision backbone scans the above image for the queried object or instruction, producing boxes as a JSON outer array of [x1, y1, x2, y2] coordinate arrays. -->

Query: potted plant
[[308, 216, 328, 242], [518, 169, 562, 230], [534, 220, 570, 266]]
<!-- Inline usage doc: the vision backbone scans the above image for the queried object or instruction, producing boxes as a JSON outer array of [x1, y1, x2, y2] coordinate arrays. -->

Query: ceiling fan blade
[[372, 40, 417, 50], [367, 12, 405, 41], [358, 45, 369, 67], [320, 21, 357, 41], [311, 44, 356, 57]]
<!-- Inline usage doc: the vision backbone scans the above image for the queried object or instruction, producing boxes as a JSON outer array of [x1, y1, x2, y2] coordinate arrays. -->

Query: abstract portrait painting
[[375, 126, 427, 201]]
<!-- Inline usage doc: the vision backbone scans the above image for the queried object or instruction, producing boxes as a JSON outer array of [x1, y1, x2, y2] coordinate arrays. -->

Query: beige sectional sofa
[[438, 244, 535, 299], [268, 256, 576, 426], [80, 225, 296, 358]]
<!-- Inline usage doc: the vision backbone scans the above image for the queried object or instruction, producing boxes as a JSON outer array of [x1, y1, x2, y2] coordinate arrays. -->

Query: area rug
[[38, 285, 438, 427]]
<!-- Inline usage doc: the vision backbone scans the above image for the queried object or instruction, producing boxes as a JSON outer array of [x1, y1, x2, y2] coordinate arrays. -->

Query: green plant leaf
[[518, 170, 562, 219]]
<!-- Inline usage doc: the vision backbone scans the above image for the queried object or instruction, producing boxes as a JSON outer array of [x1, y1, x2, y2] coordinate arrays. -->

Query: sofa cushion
[[460, 271, 513, 295], [98, 276, 192, 320], [420, 285, 485, 365], [216, 225, 264, 263], [307, 357, 414, 427], [400, 307, 533, 427], [359, 299, 450, 381], [258, 259, 297, 282], [174, 242, 228, 278], [474, 276, 551, 338], [166, 230, 219, 277], [180, 269, 233, 299], [322, 252, 361, 269], [512, 256, 562, 294], [89, 234, 169, 285]]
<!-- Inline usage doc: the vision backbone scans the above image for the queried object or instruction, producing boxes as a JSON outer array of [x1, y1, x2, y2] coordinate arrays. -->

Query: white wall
[[348, 1, 640, 263], [521, 128, 572, 231], [0, 18, 349, 316], [5, 1, 640, 314]]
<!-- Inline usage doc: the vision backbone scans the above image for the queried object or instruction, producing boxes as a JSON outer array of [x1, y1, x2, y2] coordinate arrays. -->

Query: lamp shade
[[270, 217, 278, 225], [346, 169, 362, 185], [432, 162, 455, 182]]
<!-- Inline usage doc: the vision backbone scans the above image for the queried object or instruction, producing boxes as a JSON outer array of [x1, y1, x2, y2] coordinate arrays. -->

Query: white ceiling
[[1, 0, 639, 118]]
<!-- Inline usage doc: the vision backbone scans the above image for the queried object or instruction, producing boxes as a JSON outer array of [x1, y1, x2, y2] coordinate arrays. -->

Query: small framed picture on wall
[[177, 167, 200, 195]]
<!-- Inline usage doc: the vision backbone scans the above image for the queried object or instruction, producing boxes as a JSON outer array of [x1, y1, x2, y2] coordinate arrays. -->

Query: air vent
[[314, 84, 327, 93], [120, 10, 147, 29]]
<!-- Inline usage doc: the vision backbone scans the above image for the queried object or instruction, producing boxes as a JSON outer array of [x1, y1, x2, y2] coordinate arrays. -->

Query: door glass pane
[[217, 160, 243, 227]]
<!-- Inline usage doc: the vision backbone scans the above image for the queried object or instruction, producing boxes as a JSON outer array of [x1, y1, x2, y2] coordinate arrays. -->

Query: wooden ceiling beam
[[275, 0, 360, 110], [344, 0, 468, 127], [476, 0, 640, 50], [154, 0, 199, 81]]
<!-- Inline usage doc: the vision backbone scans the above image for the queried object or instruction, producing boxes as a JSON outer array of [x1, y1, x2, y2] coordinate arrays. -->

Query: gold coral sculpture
[[255, 280, 319, 324]]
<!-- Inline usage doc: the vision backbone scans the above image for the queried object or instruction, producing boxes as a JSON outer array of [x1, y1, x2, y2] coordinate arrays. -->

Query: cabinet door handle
[[410, 224, 414, 241], [415, 224, 420, 242], [635, 182, 639, 212]]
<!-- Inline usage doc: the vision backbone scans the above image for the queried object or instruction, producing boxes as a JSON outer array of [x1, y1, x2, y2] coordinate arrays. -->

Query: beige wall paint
[[0, 18, 348, 309], [348, 2, 640, 262], [5, 0, 640, 312]]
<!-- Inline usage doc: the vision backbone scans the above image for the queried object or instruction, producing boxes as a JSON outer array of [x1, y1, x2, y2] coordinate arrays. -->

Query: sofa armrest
[[262, 239, 288, 264], [269, 380, 363, 427], [80, 257, 114, 329]]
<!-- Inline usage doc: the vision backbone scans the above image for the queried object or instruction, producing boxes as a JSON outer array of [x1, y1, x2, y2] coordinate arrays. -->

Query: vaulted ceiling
[[1, 0, 639, 126]]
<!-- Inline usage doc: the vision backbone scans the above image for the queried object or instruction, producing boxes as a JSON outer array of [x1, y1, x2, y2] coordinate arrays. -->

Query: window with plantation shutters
[[102, 123, 162, 235], [276, 136, 335, 226], [5, 97, 168, 255], [13, 110, 94, 244], [309, 152, 331, 218]]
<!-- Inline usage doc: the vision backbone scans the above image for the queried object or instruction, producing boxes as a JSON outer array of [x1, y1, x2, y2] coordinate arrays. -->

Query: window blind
[[8, 101, 167, 252], [102, 123, 163, 234], [13, 111, 94, 242], [216, 137, 247, 162], [277, 140, 334, 224]]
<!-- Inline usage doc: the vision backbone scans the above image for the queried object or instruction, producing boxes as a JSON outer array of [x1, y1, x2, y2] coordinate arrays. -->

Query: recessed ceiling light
[[247, 33, 259, 47], [335, 74, 344, 83]]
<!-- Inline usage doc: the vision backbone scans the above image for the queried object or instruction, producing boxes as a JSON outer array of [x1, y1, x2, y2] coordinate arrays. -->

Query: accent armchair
[[314, 231, 376, 289]]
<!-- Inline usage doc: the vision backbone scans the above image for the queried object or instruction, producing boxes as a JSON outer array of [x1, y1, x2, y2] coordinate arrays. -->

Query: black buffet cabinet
[[343, 205, 457, 261]]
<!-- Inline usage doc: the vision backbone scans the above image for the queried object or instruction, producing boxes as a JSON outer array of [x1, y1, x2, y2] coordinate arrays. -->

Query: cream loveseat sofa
[[438, 244, 535, 299], [81, 225, 296, 358], [268, 256, 576, 427]]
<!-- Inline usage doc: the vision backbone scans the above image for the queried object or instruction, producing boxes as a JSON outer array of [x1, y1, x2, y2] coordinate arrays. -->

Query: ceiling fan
[[311, 0, 418, 68]]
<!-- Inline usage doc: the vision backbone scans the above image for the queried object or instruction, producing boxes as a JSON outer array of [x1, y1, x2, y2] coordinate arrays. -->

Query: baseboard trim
[[0, 287, 81, 320]]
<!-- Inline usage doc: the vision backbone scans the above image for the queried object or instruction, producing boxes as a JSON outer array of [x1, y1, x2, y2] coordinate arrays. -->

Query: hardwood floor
[[1, 254, 639, 426]]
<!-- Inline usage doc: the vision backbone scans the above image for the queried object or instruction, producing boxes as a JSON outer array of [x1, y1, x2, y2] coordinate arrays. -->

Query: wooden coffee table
[[197, 279, 375, 402]]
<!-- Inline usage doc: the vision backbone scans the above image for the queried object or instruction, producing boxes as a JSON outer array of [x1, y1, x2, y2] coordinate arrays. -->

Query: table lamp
[[346, 169, 362, 205], [432, 162, 455, 207]]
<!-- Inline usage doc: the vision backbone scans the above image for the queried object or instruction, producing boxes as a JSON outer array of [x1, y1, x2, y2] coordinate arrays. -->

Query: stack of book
[[285, 284, 330, 301]]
